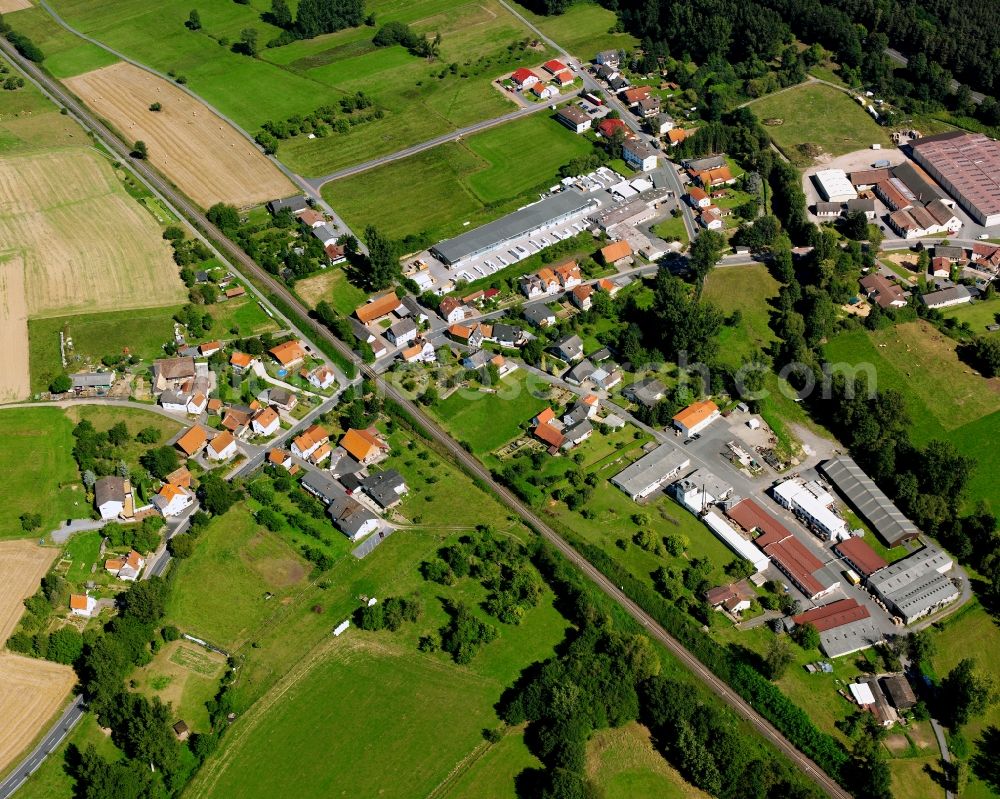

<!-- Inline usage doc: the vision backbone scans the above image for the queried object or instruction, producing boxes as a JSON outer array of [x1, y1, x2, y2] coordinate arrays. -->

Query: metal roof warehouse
[[610, 445, 690, 500], [430, 190, 595, 266], [819, 456, 919, 546]]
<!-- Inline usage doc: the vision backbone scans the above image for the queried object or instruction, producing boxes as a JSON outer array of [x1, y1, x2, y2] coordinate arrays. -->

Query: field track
[[65, 63, 295, 208], [0, 540, 58, 644], [0, 254, 29, 402], [0, 653, 75, 774]]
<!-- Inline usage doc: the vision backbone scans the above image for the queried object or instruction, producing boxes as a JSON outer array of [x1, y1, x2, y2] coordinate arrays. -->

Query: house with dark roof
[[362, 470, 408, 508], [625, 377, 666, 408], [523, 304, 556, 327], [552, 334, 584, 362], [859, 274, 907, 309], [327, 495, 379, 541]]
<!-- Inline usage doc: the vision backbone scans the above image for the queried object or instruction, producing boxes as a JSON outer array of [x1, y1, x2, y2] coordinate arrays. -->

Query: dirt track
[[0, 540, 58, 644], [65, 63, 295, 209], [0, 653, 76, 774]]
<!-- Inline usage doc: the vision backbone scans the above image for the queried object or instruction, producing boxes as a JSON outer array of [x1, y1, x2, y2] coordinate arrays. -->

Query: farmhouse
[[175, 426, 208, 457], [327, 495, 380, 541], [910, 132, 1000, 226], [880, 675, 917, 710], [920, 284, 972, 309], [622, 139, 658, 172], [813, 169, 858, 203], [867, 545, 959, 623], [705, 581, 755, 615], [70, 593, 98, 618], [773, 478, 848, 541], [819, 455, 920, 546], [850, 679, 898, 726], [672, 399, 720, 437], [859, 274, 907, 309], [356, 292, 403, 324], [793, 598, 881, 658], [340, 427, 390, 465], [152, 357, 196, 394], [95, 476, 132, 521], [362, 469, 408, 508], [556, 105, 591, 133], [269, 340, 306, 368], [153, 483, 194, 517], [834, 537, 888, 578], [430, 190, 595, 269], [728, 499, 838, 600], [611, 445, 691, 500]]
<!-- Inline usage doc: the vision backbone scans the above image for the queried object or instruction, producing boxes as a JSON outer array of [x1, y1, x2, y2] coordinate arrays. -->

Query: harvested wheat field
[[66, 63, 294, 208], [0, 0, 31, 12], [0, 653, 76, 772], [0, 254, 29, 403], [0, 540, 58, 643]]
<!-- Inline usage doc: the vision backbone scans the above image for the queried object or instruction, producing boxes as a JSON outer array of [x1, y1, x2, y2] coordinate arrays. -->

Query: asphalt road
[[0, 697, 85, 799], [885, 48, 984, 105], [0, 41, 848, 799]]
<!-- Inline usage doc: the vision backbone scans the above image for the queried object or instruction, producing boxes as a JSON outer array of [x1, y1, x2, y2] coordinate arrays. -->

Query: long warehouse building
[[910, 132, 1000, 227], [819, 455, 919, 547], [867, 545, 959, 624], [611, 446, 690, 501], [431, 189, 596, 267]]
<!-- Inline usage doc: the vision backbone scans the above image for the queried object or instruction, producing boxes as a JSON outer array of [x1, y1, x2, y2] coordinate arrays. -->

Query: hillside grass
[[509, 0, 638, 60], [703, 265, 779, 368], [321, 112, 593, 241], [4, 6, 118, 78], [748, 83, 892, 166]]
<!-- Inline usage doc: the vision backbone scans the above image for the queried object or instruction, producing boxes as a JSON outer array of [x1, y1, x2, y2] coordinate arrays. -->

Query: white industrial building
[[773, 478, 848, 540], [610, 446, 691, 501], [813, 169, 858, 203], [702, 511, 771, 575], [867, 545, 960, 624]]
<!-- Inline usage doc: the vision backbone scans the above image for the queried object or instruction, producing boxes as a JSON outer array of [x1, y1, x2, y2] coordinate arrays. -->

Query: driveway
[[49, 518, 104, 544]]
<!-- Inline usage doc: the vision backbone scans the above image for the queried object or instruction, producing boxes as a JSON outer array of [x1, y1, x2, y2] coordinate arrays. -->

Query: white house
[[106, 550, 145, 581], [623, 139, 658, 172], [672, 400, 720, 437], [438, 297, 470, 324], [207, 431, 238, 461], [153, 483, 194, 517], [252, 407, 281, 437], [531, 83, 559, 100], [291, 425, 329, 460], [94, 476, 129, 521], [387, 318, 418, 347], [70, 593, 98, 618], [401, 341, 436, 363], [306, 365, 337, 390], [159, 390, 189, 414], [187, 392, 208, 415]]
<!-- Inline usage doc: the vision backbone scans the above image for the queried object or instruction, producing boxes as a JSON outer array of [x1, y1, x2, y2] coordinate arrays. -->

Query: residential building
[[562, 420, 593, 448], [622, 86, 651, 104], [556, 105, 591, 133], [930, 257, 951, 278], [362, 469, 408, 508], [309, 442, 332, 465], [291, 424, 330, 460], [251, 407, 280, 437], [920, 284, 972, 309], [552, 70, 575, 87], [230, 352, 255, 373], [399, 296, 429, 324], [105, 550, 145, 581], [564, 359, 596, 386], [510, 67, 539, 88], [187, 392, 208, 415], [552, 333, 584, 362], [859, 274, 907, 309], [846, 197, 877, 219], [269, 340, 306, 368], [386, 318, 418, 347], [153, 483, 194, 517], [530, 83, 559, 100], [325, 243, 347, 265], [611, 445, 691, 500], [165, 467, 191, 489], [687, 187, 710, 208], [673, 469, 734, 512], [625, 377, 666, 408], [705, 581, 754, 615], [70, 593, 97, 618], [699, 206, 723, 230], [491, 323, 524, 348], [199, 341, 221, 357], [533, 420, 565, 451], [665, 127, 688, 147], [160, 390, 189, 414], [599, 240, 633, 267], [267, 449, 293, 470], [207, 431, 238, 461], [340, 427, 390, 465], [152, 357, 196, 394], [622, 139, 658, 172], [553, 261, 582, 288], [696, 166, 735, 188], [95, 476, 130, 520], [672, 399, 720, 437], [636, 96, 660, 118], [571, 284, 593, 310], [815, 202, 843, 218], [301, 470, 343, 505], [438, 297, 471, 323], [304, 365, 336, 390], [523, 303, 556, 327], [267, 387, 298, 412], [298, 209, 325, 228], [596, 117, 629, 139], [542, 58, 567, 74], [328, 495, 380, 541], [401, 341, 436, 363], [267, 196, 308, 215], [654, 113, 674, 134], [595, 50, 620, 68]]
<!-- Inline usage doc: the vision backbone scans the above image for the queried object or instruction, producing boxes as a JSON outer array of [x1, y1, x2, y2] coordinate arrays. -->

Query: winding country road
[[0, 35, 852, 799]]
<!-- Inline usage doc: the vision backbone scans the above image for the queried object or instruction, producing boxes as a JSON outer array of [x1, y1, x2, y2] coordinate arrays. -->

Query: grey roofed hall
[[611, 445, 691, 500], [819, 455, 919, 546], [921, 285, 971, 307], [267, 196, 308, 215], [71, 372, 114, 389], [327, 494, 378, 539], [94, 476, 127, 507], [818, 617, 884, 658], [300, 470, 343, 505], [430, 190, 593, 265]]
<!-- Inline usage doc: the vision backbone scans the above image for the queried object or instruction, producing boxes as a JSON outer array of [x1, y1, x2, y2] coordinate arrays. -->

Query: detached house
[[361, 469, 409, 509], [292, 425, 330, 460], [511, 68, 539, 89], [207, 431, 238, 461], [438, 297, 471, 324], [552, 334, 584, 362], [304, 365, 336, 390], [70, 593, 98, 618], [556, 105, 591, 134], [530, 83, 559, 100], [269, 340, 306, 369], [599, 240, 633, 267], [230, 352, 256, 373], [622, 139, 658, 172], [95, 476, 132, 521], [328, 495, 379, 541], [154, 483, 194, 517], [387, 318, 418, 347], [340, 427, 390, 465], [105, 550, 145, 581], [553, 261, 582, 288], [571, 284, 593, 310], [175, 426, 208, 458], [252, 407, 280, 437]]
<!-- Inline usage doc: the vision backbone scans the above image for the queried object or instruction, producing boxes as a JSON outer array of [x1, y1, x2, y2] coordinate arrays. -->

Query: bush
[[161, 625, 181, 642], [49, 373, 72, 394]]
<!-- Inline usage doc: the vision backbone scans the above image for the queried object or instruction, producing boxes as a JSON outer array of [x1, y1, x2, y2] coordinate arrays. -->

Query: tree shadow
[[972, 725, 1000, 792], [922, 758, 951, 791]]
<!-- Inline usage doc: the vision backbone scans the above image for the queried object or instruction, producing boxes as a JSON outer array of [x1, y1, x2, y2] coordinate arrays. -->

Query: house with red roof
[[542, 59, 567, 74], [510, 68, 539, 89]]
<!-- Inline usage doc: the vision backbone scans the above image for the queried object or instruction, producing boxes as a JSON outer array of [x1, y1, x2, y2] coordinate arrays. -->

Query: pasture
[[0, 653, 76, 774], [46, 0, 547, 175], [0, 59, 83, 154], [587, 722, 710, 799], [163, 504, 312, 650], [322, 112, 593, 241], [511, 0, 638, 60], [65, 63, 294, 208], [434, 372, 550, 455], [134, 640, 227, 732], [0, 408, 82, 538], [749, 83, 892, 166], [0, 540, 58, 642], [293, 267, 367, 314], [5, 6, 118, 78]]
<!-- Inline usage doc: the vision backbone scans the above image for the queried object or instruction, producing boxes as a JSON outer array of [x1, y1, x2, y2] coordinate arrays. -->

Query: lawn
[[434, 371, 551, 455], [440, 730, 540, 799], [653, 214, 689, 246], [510, 0, 638, 61], [163, 504, 313, 649], [929, 602, 1000, 799], [208, 294, 279, 337], [940, 297, 1000, 334], [703, 265, 779, 368], [5, 6, 119, 78], [321, 111, 594, 242], [63, 529, 103, 584], [586, 722, 710, 799], [0, 407, 82, 538], [748, 83, 892, 167], [43, 0, 548, 175], [133, 640, 227, 732], [292, 267, 367, 315]]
